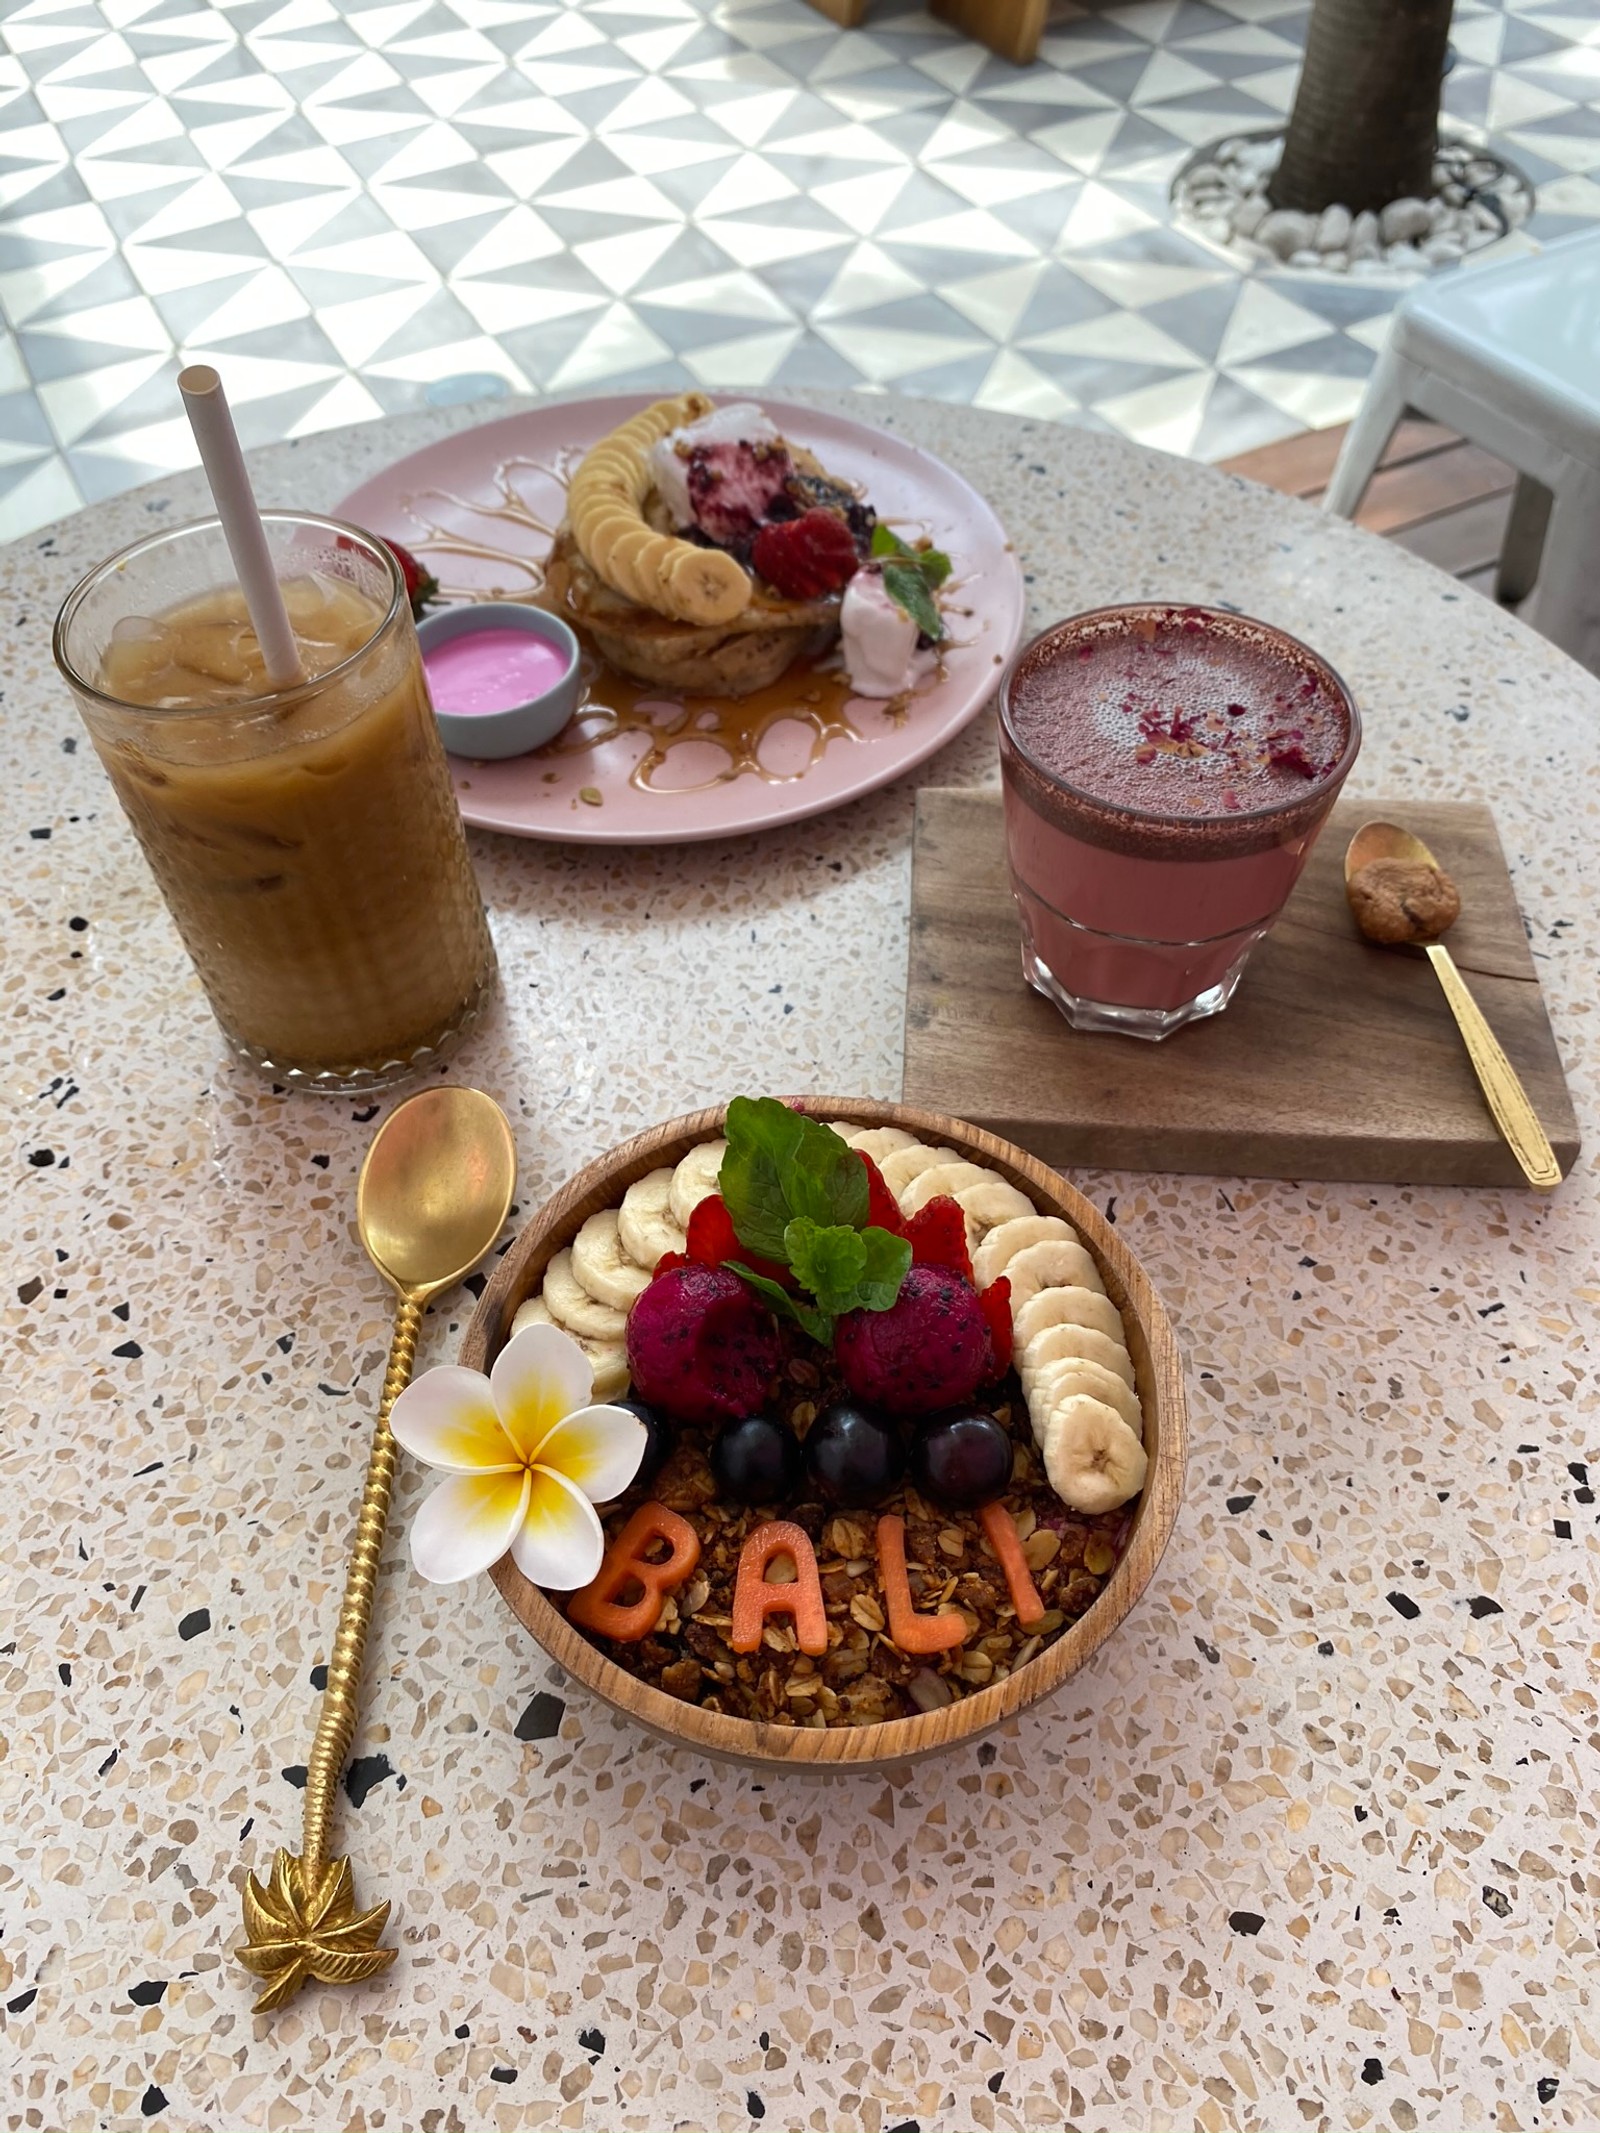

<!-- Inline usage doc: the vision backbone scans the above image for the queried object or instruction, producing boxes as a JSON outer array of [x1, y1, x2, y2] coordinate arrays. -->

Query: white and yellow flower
[[389, 1322, 645, 1589]]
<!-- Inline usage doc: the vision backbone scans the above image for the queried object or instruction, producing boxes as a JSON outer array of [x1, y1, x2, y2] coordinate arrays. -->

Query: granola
[[559, 1346, 1134, 1728]]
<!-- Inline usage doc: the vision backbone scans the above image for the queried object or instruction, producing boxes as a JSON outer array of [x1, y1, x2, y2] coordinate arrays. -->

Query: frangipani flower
[[389, 1322, 646, 1589]]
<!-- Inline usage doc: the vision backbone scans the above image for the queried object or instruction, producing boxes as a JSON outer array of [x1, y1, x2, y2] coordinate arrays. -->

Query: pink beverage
[[998, 605, 1359, 1039]]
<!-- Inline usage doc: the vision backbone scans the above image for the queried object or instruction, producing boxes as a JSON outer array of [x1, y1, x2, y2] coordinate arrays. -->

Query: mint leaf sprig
[[871, 523, 950, 643], [717, 1097, 911, 1346]]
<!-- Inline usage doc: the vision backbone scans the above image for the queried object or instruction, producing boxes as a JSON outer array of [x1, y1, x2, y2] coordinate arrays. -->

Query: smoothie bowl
[[457, 1097, 1186, 1770], [999, 603, 1360, 1040]]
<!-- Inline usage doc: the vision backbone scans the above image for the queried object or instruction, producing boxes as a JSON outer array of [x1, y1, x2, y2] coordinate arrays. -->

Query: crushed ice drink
[[56, 516, 495, 1089], [998, 604, 1359, 1039]]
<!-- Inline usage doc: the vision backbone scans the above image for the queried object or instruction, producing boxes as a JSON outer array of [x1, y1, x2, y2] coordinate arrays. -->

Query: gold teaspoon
[[236, 1086, 517, 2012], [1344, 821, 1561, 1191]]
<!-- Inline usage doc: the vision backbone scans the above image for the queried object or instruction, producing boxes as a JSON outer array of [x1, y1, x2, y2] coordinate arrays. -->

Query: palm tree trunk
[[1270, 0, 1455, 215]]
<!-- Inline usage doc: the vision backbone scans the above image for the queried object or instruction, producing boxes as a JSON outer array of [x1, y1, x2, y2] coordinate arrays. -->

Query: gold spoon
[[236, 1086, 517, 2012], [1344, 821, 1561, 1191]]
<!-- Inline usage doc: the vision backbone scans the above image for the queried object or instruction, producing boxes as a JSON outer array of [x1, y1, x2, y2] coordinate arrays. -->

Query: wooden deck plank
[[1221, 417, 1458, 499], [1390, 491, 1515, 578], [1352, 442, 1515, 536]]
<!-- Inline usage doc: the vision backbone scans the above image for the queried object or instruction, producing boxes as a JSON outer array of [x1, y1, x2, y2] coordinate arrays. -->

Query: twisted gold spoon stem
[[1344, 820, 1561, 1192], [236, 1088, 516, 2013]]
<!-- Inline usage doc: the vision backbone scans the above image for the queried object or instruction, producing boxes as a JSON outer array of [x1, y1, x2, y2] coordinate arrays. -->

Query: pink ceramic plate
[[337, 395, 1025, 845]]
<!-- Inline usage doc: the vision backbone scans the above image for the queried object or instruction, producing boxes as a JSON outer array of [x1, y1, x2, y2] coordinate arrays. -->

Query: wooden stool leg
[[803, 0, 870, 24], [1495, 472, 1552, 608], [929, 0, 1047, 66]]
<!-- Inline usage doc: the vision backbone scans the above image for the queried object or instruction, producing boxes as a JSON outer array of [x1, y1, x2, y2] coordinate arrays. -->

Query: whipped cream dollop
[[649, 402, 780, 529], [841, 567, 937, 698]]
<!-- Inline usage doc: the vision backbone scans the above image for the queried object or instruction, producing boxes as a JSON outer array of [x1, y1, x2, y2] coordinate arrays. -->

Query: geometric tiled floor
[[3, 0, 1599, 543]]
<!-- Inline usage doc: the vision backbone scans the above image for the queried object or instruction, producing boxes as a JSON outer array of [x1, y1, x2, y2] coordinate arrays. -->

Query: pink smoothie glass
[[998, 603, 1361, 1040]]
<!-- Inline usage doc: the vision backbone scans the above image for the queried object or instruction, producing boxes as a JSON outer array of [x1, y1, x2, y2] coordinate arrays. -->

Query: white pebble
[[1234, 138, 1281, 179], [1232, 192, 1270, 239], [1422, 235, 1464, 264], [1381, 197, 1432, 243], [1384, 240, 1427, 269], [1258, 207, 1316, 260], [1349, 257, 1393, 278], [1288, 248, 1322, 268], [1315, 203, 1351, 251], [1321, 249, 1348, 271]]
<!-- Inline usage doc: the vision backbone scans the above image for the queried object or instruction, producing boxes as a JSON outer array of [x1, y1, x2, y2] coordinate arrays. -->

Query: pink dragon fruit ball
[[626, 1265, 782, 1427], [834, 1264, 991, 1418]]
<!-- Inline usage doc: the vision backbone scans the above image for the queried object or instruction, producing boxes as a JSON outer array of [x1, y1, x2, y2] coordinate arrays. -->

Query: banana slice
[[588, 1352, 631, 1402], [1043, 1394, 1147, 1514], [668, 1138, 727, 1230], [1017, 1320, 1135, 1392], [543, 1248, 629, 1342], [511, 1295, 553, 1335], [1013, 1283, 1128, 1353], [954, 1178, 1036, 1235], [566, 393, 753, 625], [880, 1143, 954, 1198], [1004, 1241, 1113, 1314], [1028, 1355, 1143, 1441], [973, 1215, 1095, 1292], [617, 1167, 684, 1271], [511, 1295, 629, 1402], [847, 1127, 918, 1164], [899, 1160, 996, 1218], [570, 1208, 652, 1312], [823, 1119, 863, 1143]]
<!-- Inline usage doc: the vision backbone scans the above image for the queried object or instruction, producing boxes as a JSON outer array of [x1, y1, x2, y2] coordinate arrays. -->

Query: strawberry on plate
[[336, 533, 439, 619], [384, 537, 439, 620], [751, 508, 861, 602]]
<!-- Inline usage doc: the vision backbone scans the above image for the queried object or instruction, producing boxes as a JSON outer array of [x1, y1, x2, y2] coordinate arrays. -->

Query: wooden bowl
[[461, 1099, 1187, 1770]]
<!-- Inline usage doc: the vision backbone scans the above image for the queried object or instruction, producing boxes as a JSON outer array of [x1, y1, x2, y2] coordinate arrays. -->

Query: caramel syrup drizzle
[[399, 454, 947, 794]]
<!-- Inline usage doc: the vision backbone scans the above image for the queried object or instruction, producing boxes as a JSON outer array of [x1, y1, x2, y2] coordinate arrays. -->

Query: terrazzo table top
[[5, 393, 1599, 2133]]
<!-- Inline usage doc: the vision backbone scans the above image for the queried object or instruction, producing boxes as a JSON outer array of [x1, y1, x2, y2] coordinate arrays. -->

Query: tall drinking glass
[[998, 603, 1360, 1040], [55, 513, 497, 1092]]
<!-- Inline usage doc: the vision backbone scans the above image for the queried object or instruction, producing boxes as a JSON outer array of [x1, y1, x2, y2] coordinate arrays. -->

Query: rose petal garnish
[[410, 1469, 532, 1584], [389, 1366, 521, 1475], [489, 1321, 594, 1462], [510, 1466, 605, 1591]]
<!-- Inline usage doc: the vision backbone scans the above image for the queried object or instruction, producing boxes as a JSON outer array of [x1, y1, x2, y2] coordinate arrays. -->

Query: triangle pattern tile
[[0, 0, 1596, 541]]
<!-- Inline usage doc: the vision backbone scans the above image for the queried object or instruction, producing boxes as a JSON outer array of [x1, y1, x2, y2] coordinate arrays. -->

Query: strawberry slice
[[751, 508, 860, 601], [902, 1196, 974, 1285], [977, 1274, 1013, 1383], [857, 1150, 904, 1237], [684, 1193, 793, 1287]]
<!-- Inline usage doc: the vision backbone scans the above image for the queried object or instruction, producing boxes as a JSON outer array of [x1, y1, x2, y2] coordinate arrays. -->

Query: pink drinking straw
[[178, 364, 304, 688]]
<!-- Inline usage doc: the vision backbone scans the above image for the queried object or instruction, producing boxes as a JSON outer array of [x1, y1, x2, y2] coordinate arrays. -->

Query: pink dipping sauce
[[424, 628, 572, 716]]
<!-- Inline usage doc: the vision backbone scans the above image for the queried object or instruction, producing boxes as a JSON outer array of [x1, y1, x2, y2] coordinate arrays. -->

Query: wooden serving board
[[903, 789, 1580, 1188]]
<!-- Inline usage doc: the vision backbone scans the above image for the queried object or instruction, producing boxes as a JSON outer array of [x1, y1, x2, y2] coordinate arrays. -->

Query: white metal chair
[[1324, 230, 1600, 677]]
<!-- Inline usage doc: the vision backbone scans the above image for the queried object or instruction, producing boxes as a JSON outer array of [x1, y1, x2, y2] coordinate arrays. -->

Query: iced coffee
[[55, 514, 496, 1090]]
